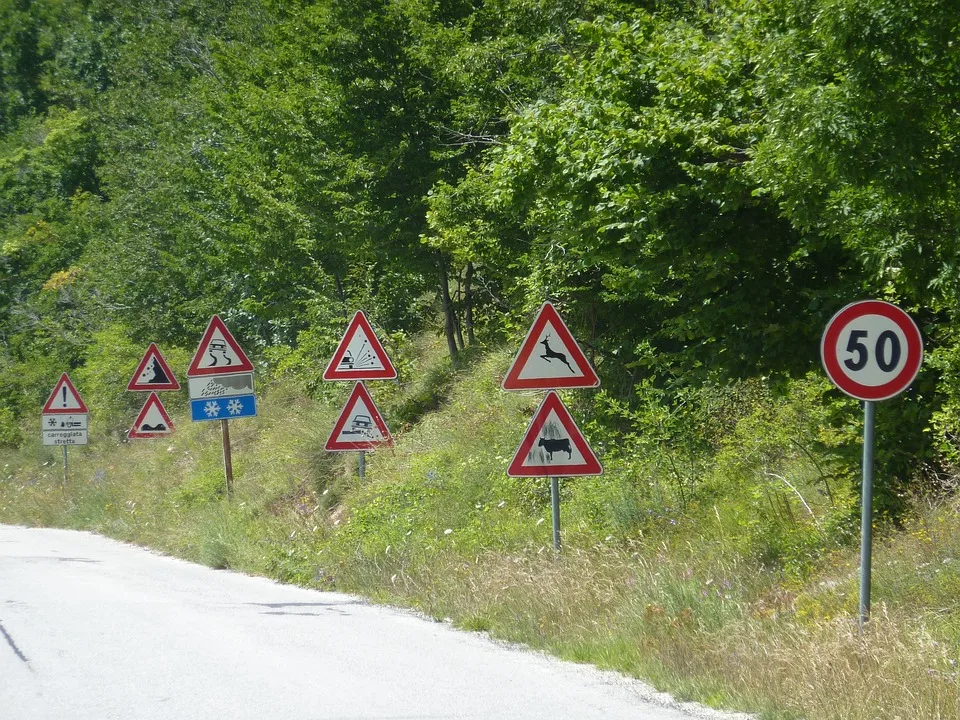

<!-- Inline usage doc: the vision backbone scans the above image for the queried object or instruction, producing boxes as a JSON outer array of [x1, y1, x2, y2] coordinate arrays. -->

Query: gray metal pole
[[859, 400, 876, 629], [62, 445, 68, 485], [220, 419, 234, 499], [550, 477, 561, 552], [358, 451, 366, 481]]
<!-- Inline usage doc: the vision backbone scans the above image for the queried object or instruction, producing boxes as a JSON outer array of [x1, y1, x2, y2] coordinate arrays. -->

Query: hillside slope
[[2, 338, 959, 719]]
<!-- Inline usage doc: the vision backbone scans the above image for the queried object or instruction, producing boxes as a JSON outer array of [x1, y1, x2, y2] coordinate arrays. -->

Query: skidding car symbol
[[343, 415, 373, 436]]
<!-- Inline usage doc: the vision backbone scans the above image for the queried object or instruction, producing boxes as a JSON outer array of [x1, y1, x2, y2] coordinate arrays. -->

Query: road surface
[[0, 524, 749, 720]]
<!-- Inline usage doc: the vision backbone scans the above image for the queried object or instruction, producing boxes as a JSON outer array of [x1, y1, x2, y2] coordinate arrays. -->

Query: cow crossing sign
[[507, 392, 602, 477]]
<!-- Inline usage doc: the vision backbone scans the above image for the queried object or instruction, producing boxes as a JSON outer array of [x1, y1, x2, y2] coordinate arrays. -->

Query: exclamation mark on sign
[[62, 386, 67, 407]]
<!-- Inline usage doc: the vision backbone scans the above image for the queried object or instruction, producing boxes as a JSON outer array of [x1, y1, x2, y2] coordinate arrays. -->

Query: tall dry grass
[[327, 537, 960, 719]]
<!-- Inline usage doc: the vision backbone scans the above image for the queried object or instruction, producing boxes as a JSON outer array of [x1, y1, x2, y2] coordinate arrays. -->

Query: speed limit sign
[[821, 300, 923, 401]]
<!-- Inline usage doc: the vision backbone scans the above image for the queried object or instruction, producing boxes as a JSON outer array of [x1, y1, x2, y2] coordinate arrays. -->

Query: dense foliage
[[2, 0, 960, 509]]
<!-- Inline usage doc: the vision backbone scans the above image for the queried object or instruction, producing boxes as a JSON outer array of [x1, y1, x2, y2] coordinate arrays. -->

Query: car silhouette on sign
[[343, 415, 373, 436]]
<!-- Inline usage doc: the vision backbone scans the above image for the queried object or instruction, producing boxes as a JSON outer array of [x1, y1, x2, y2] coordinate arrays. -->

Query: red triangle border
[[187, 315, 254, 377], [325, 382, 394, 451], [128, 392, 175, 439], [507, 391, 602, 477], [128, 343, 181, 391], [323, 311, 397, 381], [41, 373, 88, 414], [501, 302, 600, 390]]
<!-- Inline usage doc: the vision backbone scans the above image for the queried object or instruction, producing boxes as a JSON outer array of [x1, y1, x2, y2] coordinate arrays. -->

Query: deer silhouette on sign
[[539, 334, 575, 373]]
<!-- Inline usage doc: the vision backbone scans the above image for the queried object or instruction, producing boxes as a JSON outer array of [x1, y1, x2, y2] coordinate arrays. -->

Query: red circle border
[[820, 300, 923, 401]]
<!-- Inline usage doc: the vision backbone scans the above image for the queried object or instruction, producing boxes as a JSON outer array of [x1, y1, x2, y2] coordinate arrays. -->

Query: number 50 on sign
[[821, 300, 923, 402]]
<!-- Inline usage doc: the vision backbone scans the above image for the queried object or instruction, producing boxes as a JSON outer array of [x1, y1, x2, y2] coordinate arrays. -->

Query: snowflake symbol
[[204, 401, 221, 417], [227, 399, 243, 416]]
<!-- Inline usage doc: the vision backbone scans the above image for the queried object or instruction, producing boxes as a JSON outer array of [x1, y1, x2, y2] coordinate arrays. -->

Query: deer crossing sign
[[501, 302, 600, 391]]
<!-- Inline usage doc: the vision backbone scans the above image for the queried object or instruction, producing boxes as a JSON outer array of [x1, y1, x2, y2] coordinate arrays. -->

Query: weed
[[1, 338, 957, 719]]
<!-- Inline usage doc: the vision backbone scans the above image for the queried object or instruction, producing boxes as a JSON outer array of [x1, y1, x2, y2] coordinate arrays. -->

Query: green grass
[[2, 335, 959, 718]]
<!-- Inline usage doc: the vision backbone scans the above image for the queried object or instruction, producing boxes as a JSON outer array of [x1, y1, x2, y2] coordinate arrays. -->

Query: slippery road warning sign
[[507, 391, 602, 477], [502, 302, 599, 391], [187, 315, 254, 377], [323, 311, 397, 381], [325, 382, 393, 451], [128, 343, 180, 391], [128, 393, 175, 439]]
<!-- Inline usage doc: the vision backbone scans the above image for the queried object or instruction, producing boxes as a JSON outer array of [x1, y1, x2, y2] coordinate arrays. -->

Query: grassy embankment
[[2, 334, 959, 719]]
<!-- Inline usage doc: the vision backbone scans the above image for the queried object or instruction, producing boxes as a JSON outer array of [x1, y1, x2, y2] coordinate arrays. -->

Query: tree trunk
[[464, 261, 475, 345], [454, 271, 465, 352], [439, 264, 459, 362]]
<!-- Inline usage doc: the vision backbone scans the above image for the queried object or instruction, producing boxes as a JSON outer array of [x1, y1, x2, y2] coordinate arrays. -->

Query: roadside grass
[[1, 337, 959, 718]]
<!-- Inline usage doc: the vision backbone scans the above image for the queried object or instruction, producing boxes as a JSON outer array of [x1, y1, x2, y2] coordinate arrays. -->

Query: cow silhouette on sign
[[538, 436, 572, 461]]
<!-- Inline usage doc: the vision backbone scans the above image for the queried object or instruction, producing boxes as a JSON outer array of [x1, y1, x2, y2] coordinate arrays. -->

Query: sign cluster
[[323, 311, 396, 452], [126, 343, 180, 439], [502, 302, 602, 477], [38, 298, 926, 599]]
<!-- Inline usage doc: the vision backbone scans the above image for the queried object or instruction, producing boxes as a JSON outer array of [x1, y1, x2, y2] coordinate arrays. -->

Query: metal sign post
[[358, 451, 366, 481], [821, 300, 922, 626], [221, 419, 234, 499], [62, 446, 68, 485], [550, 477, 561, 551], [859, 401, 876, 628]]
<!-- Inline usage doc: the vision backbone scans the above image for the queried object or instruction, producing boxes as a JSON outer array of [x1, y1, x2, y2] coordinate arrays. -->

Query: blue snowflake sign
[[190, 393, 256, 422]]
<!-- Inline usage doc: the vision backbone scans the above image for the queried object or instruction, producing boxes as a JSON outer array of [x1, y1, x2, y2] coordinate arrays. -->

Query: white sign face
[[340, 329, 388, 373], [42, 414, 88, 431], [42, 427, 88, 446], [830, 314, 910, 387], [194, 328, 245, 371], [132, 402, 172, 435], [188, 373, 255, 401], [519, 409, 590, 467], [516, 319, 590, 381]]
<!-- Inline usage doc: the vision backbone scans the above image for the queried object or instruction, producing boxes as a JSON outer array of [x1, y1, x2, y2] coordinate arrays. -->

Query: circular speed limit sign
[[821, 300, 923, 401]]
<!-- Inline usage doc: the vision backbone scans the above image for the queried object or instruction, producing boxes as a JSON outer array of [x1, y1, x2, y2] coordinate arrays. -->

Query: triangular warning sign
[[42, 373, 88, 414], [187, 315, 254, 377], [325, 382, 394, 451], [502, 302, 599, 390], [323, 311, 397, 381], [507, 391, 602, 477], [128, 343, 181, 391], [128, 393, 175, 439]]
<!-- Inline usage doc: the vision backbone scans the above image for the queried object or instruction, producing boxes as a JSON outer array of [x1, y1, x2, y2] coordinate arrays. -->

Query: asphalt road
[[0, 524, 750, 720]]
